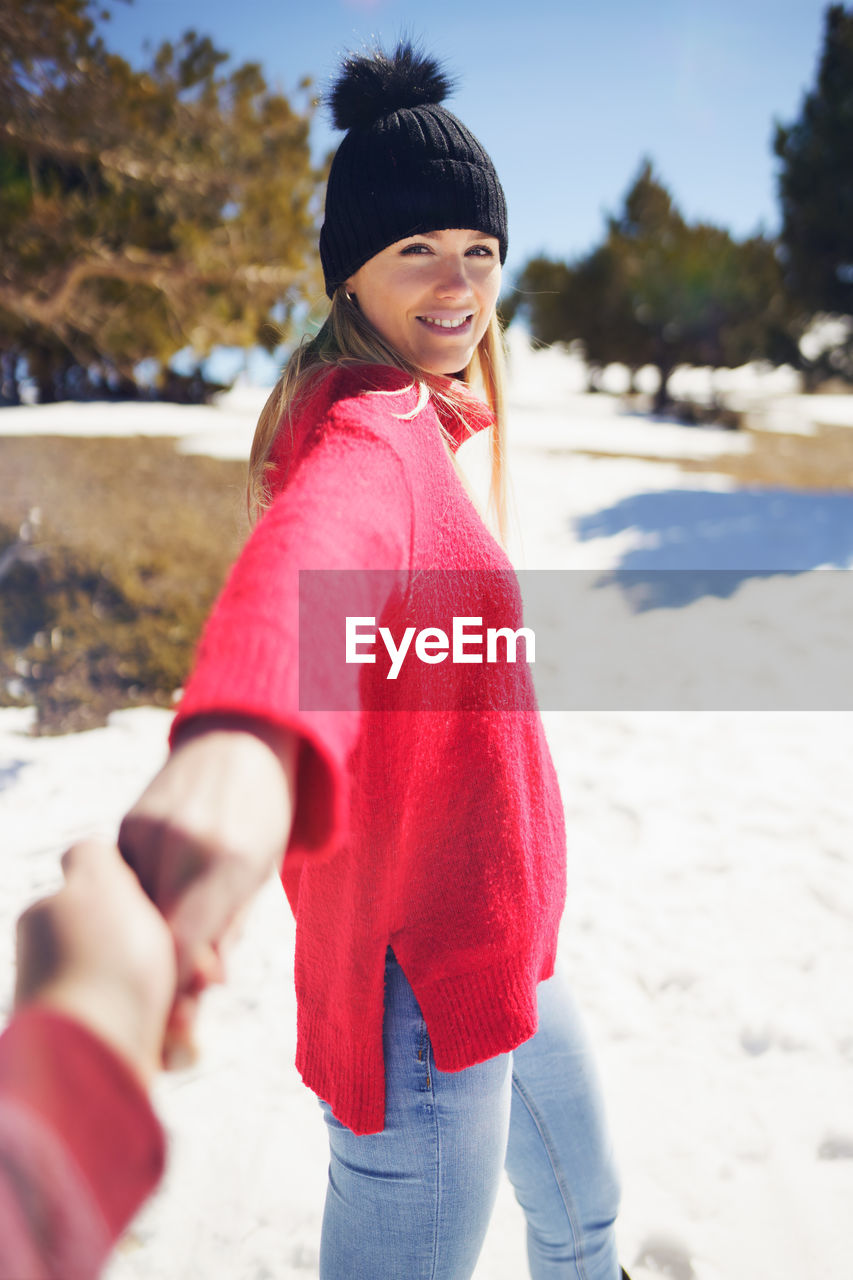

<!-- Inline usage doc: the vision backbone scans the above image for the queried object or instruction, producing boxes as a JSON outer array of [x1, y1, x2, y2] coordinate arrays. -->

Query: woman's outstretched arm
[[120, 384, 415, 1056]]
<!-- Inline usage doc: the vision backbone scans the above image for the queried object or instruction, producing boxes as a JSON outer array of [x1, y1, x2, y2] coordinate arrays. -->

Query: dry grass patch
[[676, 424, 853, 490], [0, 436, 248, 734]]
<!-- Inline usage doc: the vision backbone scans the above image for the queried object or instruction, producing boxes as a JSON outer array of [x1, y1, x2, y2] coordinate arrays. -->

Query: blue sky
[[101, 0, 831, 282]]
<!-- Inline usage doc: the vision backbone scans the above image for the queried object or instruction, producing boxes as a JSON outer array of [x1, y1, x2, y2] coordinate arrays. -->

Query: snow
[[756, 393, 853, 436], [2, 340, 853, 1279], [0, 397, 257, 442]]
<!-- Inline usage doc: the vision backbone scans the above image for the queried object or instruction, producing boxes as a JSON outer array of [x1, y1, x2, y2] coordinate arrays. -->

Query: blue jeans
[[319, 951, 621, 1279]]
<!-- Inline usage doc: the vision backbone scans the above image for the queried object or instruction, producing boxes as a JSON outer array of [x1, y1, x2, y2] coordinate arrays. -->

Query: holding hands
[[1, 718, 297, 1280], [117, 715, 298, 1064], [16, 717, 297, 1080]]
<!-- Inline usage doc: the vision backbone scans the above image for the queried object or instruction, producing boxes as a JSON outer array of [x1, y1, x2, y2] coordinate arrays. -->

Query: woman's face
[[345, 227, 502, 375]]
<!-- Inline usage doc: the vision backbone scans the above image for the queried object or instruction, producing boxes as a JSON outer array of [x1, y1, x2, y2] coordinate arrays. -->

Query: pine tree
[[511, 163, 796, 410], [774, 4, 853, 317], [0, 1, 323, 399], [774, 4, 853, 380]]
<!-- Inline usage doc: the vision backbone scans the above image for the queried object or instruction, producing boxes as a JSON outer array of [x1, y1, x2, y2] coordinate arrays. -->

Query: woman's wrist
[[173, 710, 297, 755], [172, 713, 299, 805]]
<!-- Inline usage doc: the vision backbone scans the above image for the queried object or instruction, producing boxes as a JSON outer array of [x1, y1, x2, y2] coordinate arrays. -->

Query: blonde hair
[[248, 288, 508, 540]]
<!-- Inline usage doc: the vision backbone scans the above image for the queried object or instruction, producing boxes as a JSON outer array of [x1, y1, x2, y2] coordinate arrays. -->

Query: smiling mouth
[[416, 314, 474, 331]]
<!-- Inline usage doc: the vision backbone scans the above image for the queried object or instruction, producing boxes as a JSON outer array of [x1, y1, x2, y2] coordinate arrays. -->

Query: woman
[[120, 43, 625, 1280]]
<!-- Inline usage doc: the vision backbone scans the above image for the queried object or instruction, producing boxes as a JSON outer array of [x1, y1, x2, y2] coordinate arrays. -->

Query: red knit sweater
[[173, 363, 566, 1134]]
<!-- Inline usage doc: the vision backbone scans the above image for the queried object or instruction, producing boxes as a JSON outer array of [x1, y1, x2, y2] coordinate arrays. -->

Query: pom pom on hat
[[329, 41, 455, 131]]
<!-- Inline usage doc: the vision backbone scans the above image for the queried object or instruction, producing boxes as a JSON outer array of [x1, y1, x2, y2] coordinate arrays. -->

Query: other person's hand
[[15, 838, 178, 1086]]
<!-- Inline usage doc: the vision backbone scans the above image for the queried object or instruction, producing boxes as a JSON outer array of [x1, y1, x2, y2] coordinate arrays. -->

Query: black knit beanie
[[320, 42, 508, 298]]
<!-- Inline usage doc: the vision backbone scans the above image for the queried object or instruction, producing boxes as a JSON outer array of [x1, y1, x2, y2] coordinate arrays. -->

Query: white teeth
[[420, 315, 470, 329]]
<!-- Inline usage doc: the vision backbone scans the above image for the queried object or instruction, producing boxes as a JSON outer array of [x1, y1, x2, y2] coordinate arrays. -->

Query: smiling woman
[[118, 39, 627, 1280]]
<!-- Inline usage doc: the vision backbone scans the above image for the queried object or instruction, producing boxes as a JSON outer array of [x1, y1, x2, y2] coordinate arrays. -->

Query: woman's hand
[[15, 838, 178, 1086], [118, 715, 298, 1064]]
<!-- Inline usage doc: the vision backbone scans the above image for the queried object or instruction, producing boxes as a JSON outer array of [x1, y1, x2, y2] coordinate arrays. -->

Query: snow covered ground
[[2, 340, 853, 1279]]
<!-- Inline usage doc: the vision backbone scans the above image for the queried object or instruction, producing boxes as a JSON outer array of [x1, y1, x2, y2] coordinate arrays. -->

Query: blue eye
[[466, 244, 495, 257], [400, 243, 431, 255]]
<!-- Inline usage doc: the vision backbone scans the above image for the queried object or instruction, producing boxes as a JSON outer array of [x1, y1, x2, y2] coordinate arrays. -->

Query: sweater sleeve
[[0, 1008, 165, 1280], [171, 396, 415, 866]]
